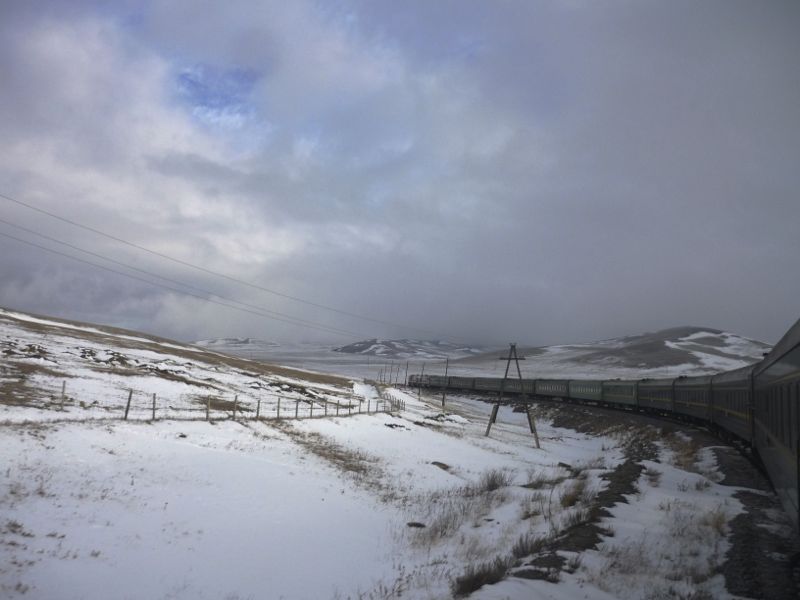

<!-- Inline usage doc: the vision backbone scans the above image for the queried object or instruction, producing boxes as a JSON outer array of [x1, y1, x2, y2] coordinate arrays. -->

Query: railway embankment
[[534, 401, 799, 599]]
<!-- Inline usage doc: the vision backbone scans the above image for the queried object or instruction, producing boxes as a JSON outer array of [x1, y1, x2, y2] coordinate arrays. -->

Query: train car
[[601, 380, 637, 407], [535, 379, 569, 397], [753, 318, 800, 528], [501, 378, 524, 394], [474, 377, 503, 392], [447, 376, 476, 391], [568, 380, 603, 402], [637, 378, 674, 412], [522, 379, 536, 395], [674, 375, 712, 421], [425, 375, 447, 388], [711, 365, 754, 443]]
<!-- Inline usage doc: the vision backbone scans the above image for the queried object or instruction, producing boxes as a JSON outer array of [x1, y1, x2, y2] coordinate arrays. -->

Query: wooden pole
[[124, 389, 132, 420], [310, 401, 314, 418], [418, 363, 425, 399], [151, 393, 156, 421], [404, 362, 409, 386], [277, 397, 281, 420], [441, 357, 449, 408], [336, 402, 340, 416], [206, 396, 210, 421], [526, 406, 541, 448], [60, 381, 66, 411], [233, 395, 238, 420], [256, 399, 261, 420], [485, 404, 500, 436], [367, 399, 371, 413], [295, 400, 299, 419]]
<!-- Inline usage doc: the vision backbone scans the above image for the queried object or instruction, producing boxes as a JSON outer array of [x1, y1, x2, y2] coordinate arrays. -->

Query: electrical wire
[[0, 191, 456, 340], [0, 217, 367, 338], [0, 230, 363, 338]]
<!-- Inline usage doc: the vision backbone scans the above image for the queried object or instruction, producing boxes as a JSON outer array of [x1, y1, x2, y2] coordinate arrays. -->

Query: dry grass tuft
[[451, 556, 511, 597]]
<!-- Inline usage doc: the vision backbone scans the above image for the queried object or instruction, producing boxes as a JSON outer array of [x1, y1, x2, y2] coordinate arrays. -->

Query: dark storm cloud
[[0, 1, 798, 345]]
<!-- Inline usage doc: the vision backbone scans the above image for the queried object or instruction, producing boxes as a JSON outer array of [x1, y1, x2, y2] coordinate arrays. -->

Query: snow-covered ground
[[1, 388, 750, 600], [0, 308, 764, 598]]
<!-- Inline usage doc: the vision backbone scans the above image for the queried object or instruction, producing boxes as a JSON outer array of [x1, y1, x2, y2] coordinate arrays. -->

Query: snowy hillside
[[333, 338, 488, 359], [1, 308, 793, 599], [449, 326, 770, 379], [0, 308, 358, 422]]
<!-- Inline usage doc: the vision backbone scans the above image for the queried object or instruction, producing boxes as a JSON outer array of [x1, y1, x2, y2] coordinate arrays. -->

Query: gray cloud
[[0, 0, 798, 346]]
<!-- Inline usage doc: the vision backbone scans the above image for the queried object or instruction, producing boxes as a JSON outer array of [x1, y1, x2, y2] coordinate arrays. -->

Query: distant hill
[[455, 326, 771, 379], [333, 339, 488, 360]]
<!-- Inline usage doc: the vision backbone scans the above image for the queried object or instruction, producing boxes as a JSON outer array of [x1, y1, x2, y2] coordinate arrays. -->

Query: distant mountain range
[[332, 339, 488, 360], [455, 326, 771, 378], [190, 326, 771, 379]]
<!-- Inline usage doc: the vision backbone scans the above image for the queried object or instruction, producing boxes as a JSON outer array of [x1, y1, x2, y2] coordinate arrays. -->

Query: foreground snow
[[0, 308, 757, 598], [2, 388, 748, 599]]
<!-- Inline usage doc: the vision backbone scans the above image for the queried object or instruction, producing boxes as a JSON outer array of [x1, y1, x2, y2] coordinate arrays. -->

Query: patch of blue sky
[[176, 64, 260, 126], [175, 63, 272, 153]]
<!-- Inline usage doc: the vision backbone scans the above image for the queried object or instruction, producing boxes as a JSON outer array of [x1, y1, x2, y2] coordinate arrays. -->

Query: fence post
[[124, 389, 132, 420], [310, 402, 314, 418], [336, 402, 340, 416], [277, 397, 281, 420], [348, 403, 352, 416], [151, 393, 156, 421], [367, 399, 371, 413], [206, 396, 210, 421], [60, 381, 66, 411], [233, 395, 238, 420], [295, 400, 299, 419], [359, 402, 362, 414], [256, 399, 261, 420], [324, 402, 328, 417]]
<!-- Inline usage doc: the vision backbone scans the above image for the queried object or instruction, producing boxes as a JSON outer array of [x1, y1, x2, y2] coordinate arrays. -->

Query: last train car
[[753, 318, 800, 528]]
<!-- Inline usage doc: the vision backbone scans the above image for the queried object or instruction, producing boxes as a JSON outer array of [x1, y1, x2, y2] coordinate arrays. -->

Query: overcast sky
[[1, 0, 798, 346]]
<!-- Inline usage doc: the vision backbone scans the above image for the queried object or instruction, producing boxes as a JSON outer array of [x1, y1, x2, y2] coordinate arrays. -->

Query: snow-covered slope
[[0, 307, 789, 599], [333, 338, 487, 359], [451, 326, 770, 379], [0, 307, 356, 422]]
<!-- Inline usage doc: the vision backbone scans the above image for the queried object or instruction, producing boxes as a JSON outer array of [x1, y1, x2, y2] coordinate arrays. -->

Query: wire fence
[[2, 379, 405, 424]]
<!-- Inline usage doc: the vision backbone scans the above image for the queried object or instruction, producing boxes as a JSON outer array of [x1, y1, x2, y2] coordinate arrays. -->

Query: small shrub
[[645, 467, 662, 487], [701, 506, 727, 536], [477, 469, 513, 492], [694, 478, 711, 491], [451, 556, 511, 597], [565, 554, 583, 573], [561, 508, 591, 530], [512, 532, 551, 558], [560, 478, 587, 508]]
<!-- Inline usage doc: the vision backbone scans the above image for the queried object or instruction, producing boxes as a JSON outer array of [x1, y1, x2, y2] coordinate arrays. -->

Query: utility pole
[[485, 343, 540, 448], [441, 356, 449, 408]]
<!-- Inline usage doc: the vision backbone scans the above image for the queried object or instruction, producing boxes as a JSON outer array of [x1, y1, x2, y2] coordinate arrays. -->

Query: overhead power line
[[0, 191, 453, 340], [0, 230, 363, 339], [0, 217, 366, 338]]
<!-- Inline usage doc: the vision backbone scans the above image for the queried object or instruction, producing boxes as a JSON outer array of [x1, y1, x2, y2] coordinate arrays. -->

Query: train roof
[[755, 316, 800, 377]]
